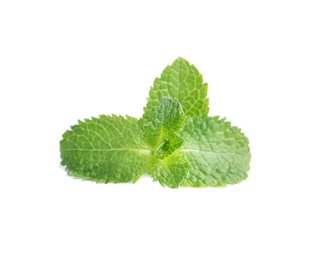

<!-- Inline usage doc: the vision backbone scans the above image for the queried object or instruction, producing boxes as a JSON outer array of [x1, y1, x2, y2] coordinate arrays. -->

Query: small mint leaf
[[143, 97, 184, 159], [148, 152, 190, 188]]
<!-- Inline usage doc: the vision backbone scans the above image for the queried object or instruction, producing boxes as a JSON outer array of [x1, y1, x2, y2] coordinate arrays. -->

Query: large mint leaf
[[60, 115, 150, 183], [144, 57, 209, 117], [177, 116, 251, 187], [143, 97, 184, 159]]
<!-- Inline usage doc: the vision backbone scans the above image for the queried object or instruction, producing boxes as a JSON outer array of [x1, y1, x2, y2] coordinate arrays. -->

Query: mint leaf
[[177, 116, 251, 187], [144, 57, 209, 117], [142, 97, 189, 188], [60, 57, 251, 188], [147, 152, 189, 188], [60, 115, 150, 183], [143, 97, 184, 159]]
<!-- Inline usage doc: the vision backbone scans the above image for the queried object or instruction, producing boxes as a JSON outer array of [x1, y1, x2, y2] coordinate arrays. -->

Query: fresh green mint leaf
[[177, 116, 251, 187], [60, 115, 150, 183], [60, 57, 251, 188], [147, 152, 190, 188], [144, 57, 209, 118], [143, 97, 184, 159]]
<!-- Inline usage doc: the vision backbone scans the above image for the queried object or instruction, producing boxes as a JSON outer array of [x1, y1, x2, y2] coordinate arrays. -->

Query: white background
[[1, 1, 324, 259]]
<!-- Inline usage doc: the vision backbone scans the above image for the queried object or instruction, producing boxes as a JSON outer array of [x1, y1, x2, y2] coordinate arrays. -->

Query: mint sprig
[[60, 57, 251, 188]]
